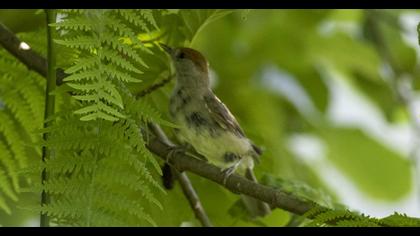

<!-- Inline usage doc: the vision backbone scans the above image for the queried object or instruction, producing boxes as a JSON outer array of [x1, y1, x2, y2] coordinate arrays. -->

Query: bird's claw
[[221, 166, 236, 185], [167, 146, 186, 163]]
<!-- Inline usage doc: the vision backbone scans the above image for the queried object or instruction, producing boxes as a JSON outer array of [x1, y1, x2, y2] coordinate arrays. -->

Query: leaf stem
[[40, 9, 57, 227]]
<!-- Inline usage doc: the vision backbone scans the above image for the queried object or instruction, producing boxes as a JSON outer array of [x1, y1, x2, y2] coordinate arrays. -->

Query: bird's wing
[[204, 94, 262, 162], [203, 93, 245, 138]]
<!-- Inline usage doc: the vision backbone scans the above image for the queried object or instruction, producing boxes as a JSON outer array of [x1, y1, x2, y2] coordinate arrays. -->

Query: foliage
[[0, 9, 420, 227], [51, 9, 157, 121], [303, 205, 420, 227], [0, 46, 45, 214], [25, 113, 165, 226], [0, 9, 239, 226]]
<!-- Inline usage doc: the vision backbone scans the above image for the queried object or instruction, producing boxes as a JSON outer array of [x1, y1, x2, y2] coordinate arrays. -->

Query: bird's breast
[[169, 88, 255, 170], [173, 112, 253, 169], [169, 88, 192, 118]]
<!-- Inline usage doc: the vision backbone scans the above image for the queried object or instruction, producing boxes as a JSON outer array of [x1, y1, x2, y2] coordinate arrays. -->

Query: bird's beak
[[159, 43, 173, 55]]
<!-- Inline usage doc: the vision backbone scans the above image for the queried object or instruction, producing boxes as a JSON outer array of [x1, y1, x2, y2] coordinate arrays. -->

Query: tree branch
[[176, 171, 213, 226], [0, 22, 67, 85], [0, 22, 47, 77], [146, 123, 318, 217]]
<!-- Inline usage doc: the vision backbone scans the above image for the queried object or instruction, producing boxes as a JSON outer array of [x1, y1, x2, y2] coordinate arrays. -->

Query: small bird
[[161, 43, 271, 218]]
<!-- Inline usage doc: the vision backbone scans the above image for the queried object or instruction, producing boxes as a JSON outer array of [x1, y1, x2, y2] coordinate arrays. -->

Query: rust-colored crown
[[179, 47, 208, 73]]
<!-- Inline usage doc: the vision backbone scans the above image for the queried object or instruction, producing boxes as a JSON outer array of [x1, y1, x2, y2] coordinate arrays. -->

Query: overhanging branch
[[0, 22, 67, 85], [0, 22, 47, 77], [145, 125, 317, 216]]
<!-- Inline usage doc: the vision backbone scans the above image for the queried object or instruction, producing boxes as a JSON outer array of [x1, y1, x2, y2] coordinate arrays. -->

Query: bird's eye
[[177, 52, 185, 59]]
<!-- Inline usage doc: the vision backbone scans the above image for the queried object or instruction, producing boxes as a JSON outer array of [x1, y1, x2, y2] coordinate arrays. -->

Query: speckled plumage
[[163, 44, 271, 217], [164, 46, 261, 174], [170, 86, 259, 174]]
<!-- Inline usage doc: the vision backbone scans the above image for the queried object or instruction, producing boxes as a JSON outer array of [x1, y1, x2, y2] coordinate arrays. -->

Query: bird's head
[[160, 43, 210, 89]]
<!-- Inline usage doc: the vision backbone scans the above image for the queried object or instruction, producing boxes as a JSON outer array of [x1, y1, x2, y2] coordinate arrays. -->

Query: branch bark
[[146, 124, 317, 216], [0, 22, 67, 85], [176, 171, 213, 227], [0, 22, 47, 77]]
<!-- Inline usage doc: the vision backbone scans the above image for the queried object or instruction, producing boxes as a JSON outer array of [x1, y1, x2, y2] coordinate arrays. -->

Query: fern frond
[[63, 70, 102, 82], [125, 96, 176, 128], [102, 65, 142, 83], [314, 209, 356, 224], [55, 36, 99, 50], [138, 10, 159, 30], [117, 10, 150, 33], [28, 109, 163, 226], [99, 48, 143, 74], [0, 46, 45, 213], [0, 141, 20, 192], [380, 212, 420, 227], [301, 206, 412, 227], [64, 56, 100, 74], [0, 111, 28, 169], [54, 9, 157, 121], [336, 219, 380, 227], [100, 35, 149, 66], [0, 194, 12, 215], [95, 162, 163, 209], [0, 169, 18, 203], [50, 17, 96, 31]]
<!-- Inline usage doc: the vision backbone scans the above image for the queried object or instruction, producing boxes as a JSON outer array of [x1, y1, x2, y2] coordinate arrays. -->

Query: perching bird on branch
[[160, 43, 271, 218]]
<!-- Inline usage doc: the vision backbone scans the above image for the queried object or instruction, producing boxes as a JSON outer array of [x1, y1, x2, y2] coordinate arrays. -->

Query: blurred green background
[[1, 9, 420, 226]]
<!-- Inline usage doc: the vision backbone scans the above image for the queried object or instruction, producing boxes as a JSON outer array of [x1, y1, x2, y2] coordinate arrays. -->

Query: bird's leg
[[176, 142, 208, 161], [184, 149, 208, 162], [166, 146, 187, 163], [221, 158, 243, 185], [167, 143, 207, 164]]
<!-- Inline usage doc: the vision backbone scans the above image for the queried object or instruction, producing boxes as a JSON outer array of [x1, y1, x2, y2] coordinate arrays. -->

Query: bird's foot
[[221, 160, 242, 185], [166, 146, 187, 163], [169, 143, 207, 162], [221, 167, 235, 185]]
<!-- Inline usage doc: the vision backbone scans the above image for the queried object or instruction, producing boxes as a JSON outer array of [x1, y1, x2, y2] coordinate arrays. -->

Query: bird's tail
[[240, 168, 271, 218]]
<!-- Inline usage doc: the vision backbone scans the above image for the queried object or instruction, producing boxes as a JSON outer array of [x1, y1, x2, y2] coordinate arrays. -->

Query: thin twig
[[149, 123, 213, 227], [136, 76, 174, 98], [176, 171, 213, 227]]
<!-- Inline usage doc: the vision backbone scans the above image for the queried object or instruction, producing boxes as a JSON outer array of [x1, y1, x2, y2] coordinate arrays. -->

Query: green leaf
[[178, 10, 233, 44], [320, 127, 412, 200]]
